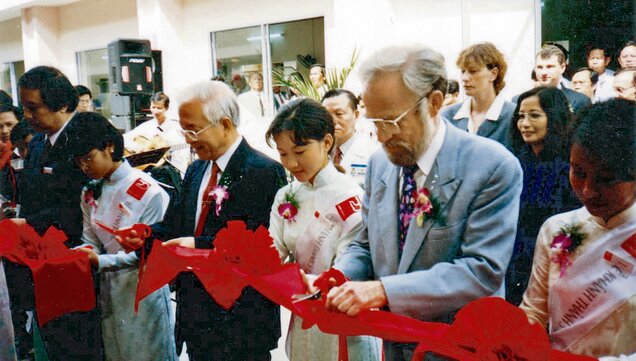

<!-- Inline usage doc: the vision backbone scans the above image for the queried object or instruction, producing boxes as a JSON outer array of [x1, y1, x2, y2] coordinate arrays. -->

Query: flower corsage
[[277, 187, 300, 223], [411, 187, 442, 226], [208, 174, 231, 216], [84, 180, 104, 209], [550, 224, 586, 277]]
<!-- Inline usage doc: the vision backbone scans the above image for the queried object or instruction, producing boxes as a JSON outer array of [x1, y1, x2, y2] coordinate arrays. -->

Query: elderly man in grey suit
[[324, 44, 523, 361]]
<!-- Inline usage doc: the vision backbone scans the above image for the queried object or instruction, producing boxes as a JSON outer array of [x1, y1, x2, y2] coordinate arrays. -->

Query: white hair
[[178, 80, 240, 127], [358, 44, 448, 99]]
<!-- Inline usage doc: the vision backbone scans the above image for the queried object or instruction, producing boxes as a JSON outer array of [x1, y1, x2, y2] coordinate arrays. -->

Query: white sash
[[549, 219, 636, 350], [92, 173, 157, 253], [294, 193, 362, 274]]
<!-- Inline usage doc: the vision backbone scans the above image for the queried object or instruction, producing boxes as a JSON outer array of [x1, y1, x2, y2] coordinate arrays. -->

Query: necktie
[[258, 93, 264, 117], [334, 147, 343, 166], [195, 162, 220, 236], [398, 165, 418, 252]]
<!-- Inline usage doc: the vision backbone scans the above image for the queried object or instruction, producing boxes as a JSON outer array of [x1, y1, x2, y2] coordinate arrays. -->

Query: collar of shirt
[[338, 133, 356, 156], [212, 134, 243, 174], [402, 119, 446, 188], [589, 200, 636, 229], [106, 160, 132, 185], [47, 114, 74, 146], [302, 162, 339, 189], [453, 95, 505, 133]]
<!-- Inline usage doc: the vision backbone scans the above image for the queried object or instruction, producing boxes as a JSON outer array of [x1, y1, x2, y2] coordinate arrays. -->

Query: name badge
[[42, 166, 53, 174], [11, 159, 24, 170], [350, 164, 367, 176], [604, 250, 634, 274]]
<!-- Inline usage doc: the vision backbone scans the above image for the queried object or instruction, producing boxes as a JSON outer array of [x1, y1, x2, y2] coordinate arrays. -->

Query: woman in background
[[505, 86, 581, 305], [441, 42, 515, 148]]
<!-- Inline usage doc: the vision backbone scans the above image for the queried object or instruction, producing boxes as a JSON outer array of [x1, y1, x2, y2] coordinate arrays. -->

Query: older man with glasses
[[318, 44, 522, 361], [117, 80, 287, 361]]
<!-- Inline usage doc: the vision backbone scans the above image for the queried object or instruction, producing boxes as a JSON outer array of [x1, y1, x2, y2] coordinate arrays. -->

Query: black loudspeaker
[[108, 39, 153, 95]]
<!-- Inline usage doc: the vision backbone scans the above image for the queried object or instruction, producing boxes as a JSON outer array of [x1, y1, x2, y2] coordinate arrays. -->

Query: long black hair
[[509, 86, 572, 157], [266, 98, 335, 154]]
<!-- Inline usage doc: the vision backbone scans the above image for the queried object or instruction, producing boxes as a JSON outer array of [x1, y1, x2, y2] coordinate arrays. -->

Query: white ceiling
[[0, 0, 82, 22]]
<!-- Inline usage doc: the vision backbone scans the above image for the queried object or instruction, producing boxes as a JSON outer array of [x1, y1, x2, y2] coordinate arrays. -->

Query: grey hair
[[178, 80, 240, 127], [358, 44, 448, 99]]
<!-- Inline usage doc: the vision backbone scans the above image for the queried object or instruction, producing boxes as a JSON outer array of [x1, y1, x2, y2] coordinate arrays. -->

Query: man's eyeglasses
[[516, 111, 546, 123], [180, 123, 213, 142], [368, 97, 426, 135]]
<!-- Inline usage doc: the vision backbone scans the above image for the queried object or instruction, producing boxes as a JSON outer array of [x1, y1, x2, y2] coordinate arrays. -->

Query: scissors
[[93, 220, 152, 239], [291, 268, 348, 304]]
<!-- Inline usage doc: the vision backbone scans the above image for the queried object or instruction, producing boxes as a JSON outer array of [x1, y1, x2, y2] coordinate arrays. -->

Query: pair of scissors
[[291, 268, 348, 304], [93, 220, 152, 239]]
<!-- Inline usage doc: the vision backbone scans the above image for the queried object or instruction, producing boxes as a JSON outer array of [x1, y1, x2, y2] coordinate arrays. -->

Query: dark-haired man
[[12, 65, 102, 360], [586, 45, 615, 102], [74, 84, 93, 112], [571, 67, 598, 101], [322, 89, 379, 187]]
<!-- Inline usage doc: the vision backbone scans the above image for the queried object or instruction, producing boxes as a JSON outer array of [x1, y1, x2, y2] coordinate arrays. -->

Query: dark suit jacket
[[20, 120, 88, 245], [149, 138, 287, 357], [440, 99, 515, 150], [14, 117, 102, 361], [562, 87, 592, 113]]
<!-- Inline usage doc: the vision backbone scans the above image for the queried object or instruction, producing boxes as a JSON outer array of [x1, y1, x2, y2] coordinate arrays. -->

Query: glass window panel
[[77, 48, 111, 118], [269, 18, 325, 105]]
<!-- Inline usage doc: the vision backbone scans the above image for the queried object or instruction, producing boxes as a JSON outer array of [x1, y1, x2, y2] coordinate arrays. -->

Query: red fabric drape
[[0, 220, 95, 326]]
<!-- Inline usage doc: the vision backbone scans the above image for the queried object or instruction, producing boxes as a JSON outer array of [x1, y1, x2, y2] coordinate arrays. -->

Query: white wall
[[0, 17, 23, 63], [57, 0, 139, 83], [0, 0, 537, 101]]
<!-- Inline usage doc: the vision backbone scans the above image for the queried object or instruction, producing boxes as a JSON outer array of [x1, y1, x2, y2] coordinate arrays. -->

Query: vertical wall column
[[135, 0, 184, 99], [21, 6, 60, 70]]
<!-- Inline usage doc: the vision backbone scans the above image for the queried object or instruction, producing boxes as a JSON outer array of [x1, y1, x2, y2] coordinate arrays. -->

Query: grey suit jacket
[[335, 121, 522, 325], [440, 99, 515, 150]]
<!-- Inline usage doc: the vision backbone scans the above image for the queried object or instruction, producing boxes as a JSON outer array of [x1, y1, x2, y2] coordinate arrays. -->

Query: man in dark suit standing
[[534, 45, 591, 113], [10, 66, 102, 360], [121, 80, 286, 361]]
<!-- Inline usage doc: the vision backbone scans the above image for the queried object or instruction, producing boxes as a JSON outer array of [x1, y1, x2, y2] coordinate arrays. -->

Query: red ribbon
[[0, 220, 95, 326], [134, 220, 595, 361]]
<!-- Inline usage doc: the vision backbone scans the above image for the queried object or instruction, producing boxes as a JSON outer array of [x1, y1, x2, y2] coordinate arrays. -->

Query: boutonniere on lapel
[[277, 186, 300, 223], [411, 187, 442, 227], [83, 180, 104, 209], [549, 223, 586, 277], [209, 174, 231, 216]]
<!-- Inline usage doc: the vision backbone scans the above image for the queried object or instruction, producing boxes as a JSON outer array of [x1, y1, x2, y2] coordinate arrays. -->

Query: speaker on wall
[[108, 39, 154, 95]]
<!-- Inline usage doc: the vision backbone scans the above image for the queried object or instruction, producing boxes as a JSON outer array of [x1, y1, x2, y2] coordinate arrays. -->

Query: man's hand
[[114, 228, 143, 253], [76, 247, 99, 268], [162, 237, 195, 248], [325, 280, 388, 317], [9, 218, 26, 226]]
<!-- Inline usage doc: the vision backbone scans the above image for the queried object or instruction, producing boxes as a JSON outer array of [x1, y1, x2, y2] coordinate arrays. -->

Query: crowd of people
[[0, 39, 634, 361]]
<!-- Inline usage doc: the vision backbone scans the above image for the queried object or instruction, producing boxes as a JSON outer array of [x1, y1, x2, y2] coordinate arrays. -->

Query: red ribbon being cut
[[135, 220, 595, 361], [0, 220, 95, 326]]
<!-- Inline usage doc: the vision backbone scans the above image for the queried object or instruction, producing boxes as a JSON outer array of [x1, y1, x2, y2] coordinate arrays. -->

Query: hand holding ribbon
[[111, 223, 152, 253]]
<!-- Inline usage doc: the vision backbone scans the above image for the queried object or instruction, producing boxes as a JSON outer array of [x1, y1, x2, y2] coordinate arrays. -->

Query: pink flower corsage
[[277, 187, 300, 223], [410, 187, 441, 226], [209, 185, 229, 216], [84, 189, 98, 208], [550, 224, 586, 277]]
